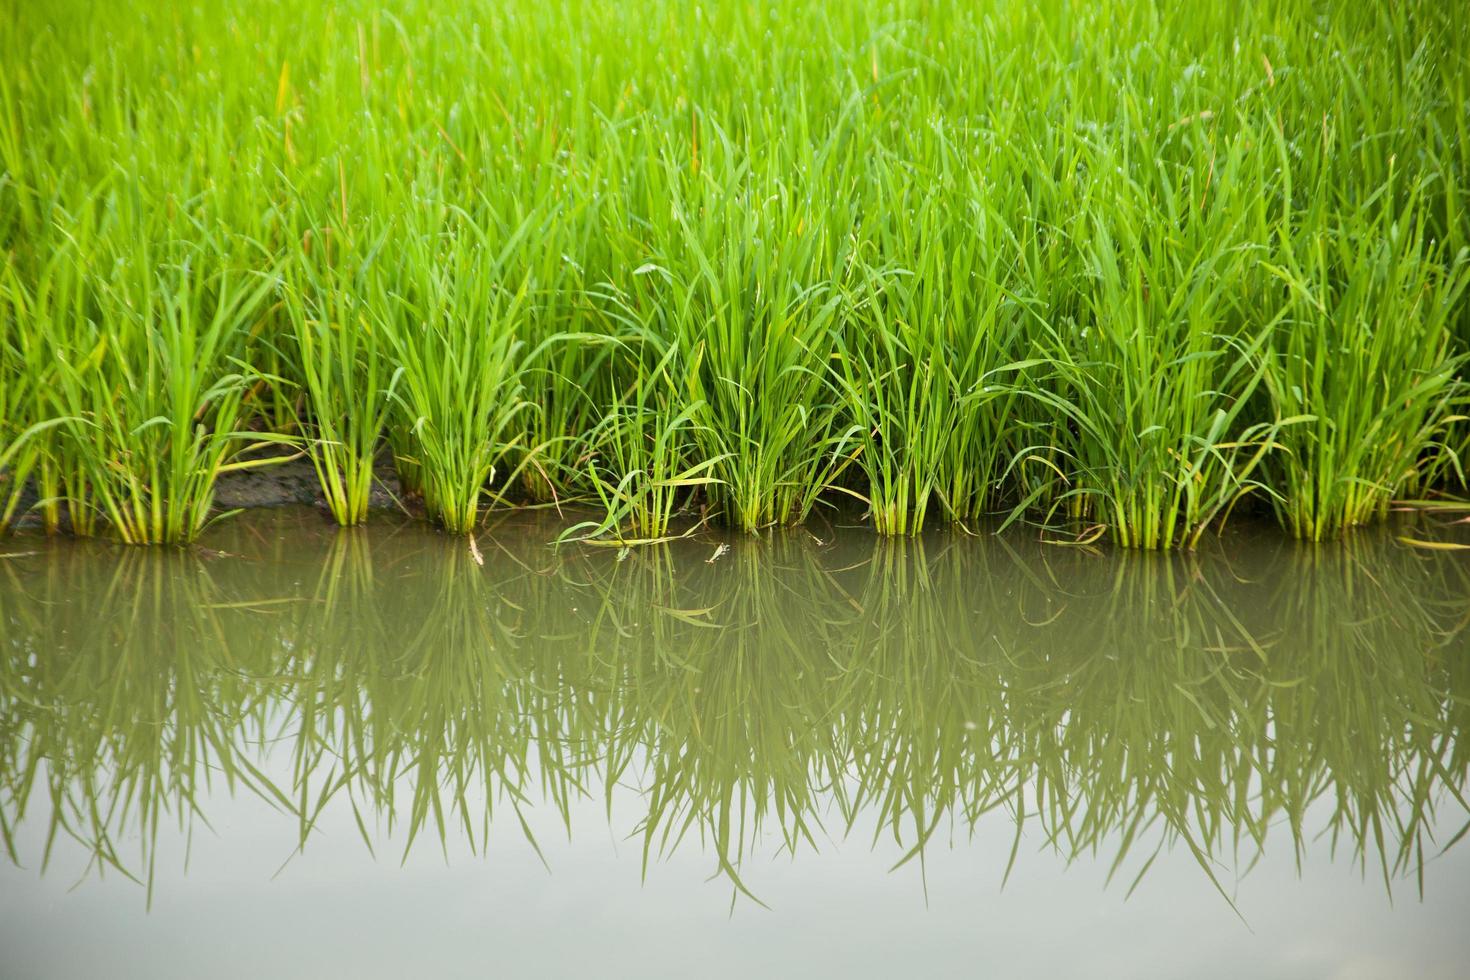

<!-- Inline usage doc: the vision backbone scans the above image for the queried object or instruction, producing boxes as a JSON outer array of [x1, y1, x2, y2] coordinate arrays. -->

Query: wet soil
[[3, 457, 408, 530]]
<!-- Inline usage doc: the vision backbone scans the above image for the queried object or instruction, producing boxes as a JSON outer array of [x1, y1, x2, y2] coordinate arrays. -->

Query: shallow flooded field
[[2, 509, 1468, 978]]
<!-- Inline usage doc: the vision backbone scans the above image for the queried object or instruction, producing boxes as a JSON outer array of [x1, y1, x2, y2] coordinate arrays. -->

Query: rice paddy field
[[8, 5, 1470, 975], [3, 0, 1469, 545], [6, 5, 1470, 974]]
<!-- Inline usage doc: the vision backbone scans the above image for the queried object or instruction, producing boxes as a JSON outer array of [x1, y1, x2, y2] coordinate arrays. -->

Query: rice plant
[[1260, 181, 1470, 540], [1, 0, 1467, 545], [277, 226, 399, 526], [1010, 137, 1289, 549], [625, 133, 856, 531], [833, 158, 1030, 534], [0, 254, 69, 533], [565, 339, 726, 542], [49, 242, 286, 544], [377, 206, 533, 534]]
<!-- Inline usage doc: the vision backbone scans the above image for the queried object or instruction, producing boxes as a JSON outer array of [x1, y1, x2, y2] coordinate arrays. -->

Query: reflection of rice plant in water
[[3, 0, 1470, 544], [2, 516, 1466, 904]]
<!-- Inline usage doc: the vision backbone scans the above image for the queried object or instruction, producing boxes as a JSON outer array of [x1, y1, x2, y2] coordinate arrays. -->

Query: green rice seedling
[[833, 157, 1029, 534], [377, 206, 534, 535], [0, 350, 24, 532], [384, 417, 424, 500], [1007, 138, 1284, 549], [0, 268, 67, 534], [0, 219, 97, 534], [277, 227, 399, 526], [0, 79, 48, 533], [515, 320, 600, 504], [624, 130, 854, 532], [1416, 10, 1470, 486], [47, 237, 288, 545], [511, 200, 619, 503], [565, 339, 725, 542], [0, 396, 36, 535], [1260, 179, 1470, 540]]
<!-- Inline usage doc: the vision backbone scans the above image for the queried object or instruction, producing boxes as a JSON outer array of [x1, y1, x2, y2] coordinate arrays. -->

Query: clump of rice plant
[[47, 240, 286, 545], [1261, 196, 1469, 540], [833, 159, 1028, 534], [277, 224, 399, 527], [567, 344, 723, 542], [0, 252, 69, 533], [1012, 139, 1287, 549], [624, 133, 853, 532], [378, 207, 532, 535]]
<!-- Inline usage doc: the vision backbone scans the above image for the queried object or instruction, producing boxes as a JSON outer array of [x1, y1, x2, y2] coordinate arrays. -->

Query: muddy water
[[2, 509, 1468, 978]]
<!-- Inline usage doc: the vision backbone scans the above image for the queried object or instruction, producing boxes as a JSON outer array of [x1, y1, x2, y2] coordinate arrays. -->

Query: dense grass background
[[2, 0, 1468, 543]]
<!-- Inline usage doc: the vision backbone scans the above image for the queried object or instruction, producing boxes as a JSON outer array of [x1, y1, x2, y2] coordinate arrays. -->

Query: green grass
[[1260, 185, 1470, 539], [275, 224, 399, 527], [1006, 142, 1286, 548], [3, 0, 1468, 544], [375, 206, 538, 534]]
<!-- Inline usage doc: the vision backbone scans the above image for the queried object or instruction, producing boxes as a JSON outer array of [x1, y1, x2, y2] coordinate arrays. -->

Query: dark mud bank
[[3, 458, 406, 531]]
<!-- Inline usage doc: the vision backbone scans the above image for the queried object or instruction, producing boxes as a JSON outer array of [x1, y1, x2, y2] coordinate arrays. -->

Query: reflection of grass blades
[[3, 515, 1468, 905], [610, 539, 845, 904], [0, 548, 294, 906], [1097, 536, 1462, 897], [310, 535, 585, 863]]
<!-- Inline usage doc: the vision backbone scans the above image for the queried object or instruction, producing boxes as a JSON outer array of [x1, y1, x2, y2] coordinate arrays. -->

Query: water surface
[[2, 510, 1468, 978]]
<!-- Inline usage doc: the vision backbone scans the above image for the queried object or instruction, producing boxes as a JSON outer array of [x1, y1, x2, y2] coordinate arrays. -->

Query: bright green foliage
[[1011, 143, 1287, 549], [378, 209, 533, 535], [0, 257, 66, 533], [834, 151, 1030, 534], [50, 244, 282, 545], [278, 228, 399, 527], [631, 153, 855, 532], [1261, 202, 1469, 540], [569, 343, 725, 542], [2, 0, 1468, 544]]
